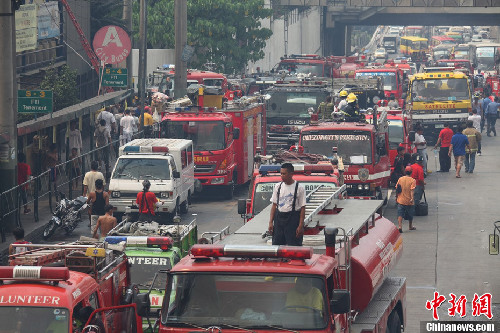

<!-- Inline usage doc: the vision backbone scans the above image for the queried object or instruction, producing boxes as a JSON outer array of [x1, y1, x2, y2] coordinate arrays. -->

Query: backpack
[[95, 126, 108, 147]]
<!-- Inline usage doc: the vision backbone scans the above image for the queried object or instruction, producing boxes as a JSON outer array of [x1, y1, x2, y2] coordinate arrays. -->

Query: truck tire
[[180, 193, 189, 214], [224, 173, 237, 200], [386, 311, 402, 333]]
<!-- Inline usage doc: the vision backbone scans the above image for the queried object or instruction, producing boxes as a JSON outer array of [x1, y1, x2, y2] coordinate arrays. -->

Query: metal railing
[[0, 130, 145, 243]]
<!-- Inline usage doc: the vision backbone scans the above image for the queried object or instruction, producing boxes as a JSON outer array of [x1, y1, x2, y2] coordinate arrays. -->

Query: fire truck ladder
[[59, 0, 113, 93], [303, 184, 346, 227]]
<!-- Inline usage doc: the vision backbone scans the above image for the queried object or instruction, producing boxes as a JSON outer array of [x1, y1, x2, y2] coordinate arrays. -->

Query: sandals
[[456, 175, 461, 178], [398, 228, 403, 233], [409, 226, 417, 231]]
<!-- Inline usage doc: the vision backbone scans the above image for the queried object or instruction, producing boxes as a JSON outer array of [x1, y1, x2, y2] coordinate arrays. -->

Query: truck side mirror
[[331, 290, 350, 314], [173, 171, 181, 179], [134, 292, 151, 317], [233, 128, 240, 140], [237, 199, 247, 215], [408, 131, 416, 142]]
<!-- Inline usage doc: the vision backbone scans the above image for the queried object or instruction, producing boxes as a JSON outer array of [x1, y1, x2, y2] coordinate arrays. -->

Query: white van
[[109, 139, 195, 221]]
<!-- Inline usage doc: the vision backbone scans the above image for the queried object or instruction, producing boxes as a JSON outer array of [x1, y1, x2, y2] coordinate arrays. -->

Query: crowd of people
[[393, 91, 496, 232]]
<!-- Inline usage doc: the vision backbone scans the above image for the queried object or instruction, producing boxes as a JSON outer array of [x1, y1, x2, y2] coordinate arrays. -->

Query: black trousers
[[272, 211, 303, 246], [439, 147, 451, 172]]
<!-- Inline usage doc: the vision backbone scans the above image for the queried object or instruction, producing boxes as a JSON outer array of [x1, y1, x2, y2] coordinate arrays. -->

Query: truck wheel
[[386, 311, 402, 333], [224, 173, 237, 200], [180, 194, 189, 215]]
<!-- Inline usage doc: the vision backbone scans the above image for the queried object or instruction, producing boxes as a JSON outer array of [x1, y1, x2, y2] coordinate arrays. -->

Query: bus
[[452, 44, 474, 61], [404, 26, 427, 38], [431, 36, 456, 48], [445, 31, 463, 43], [474, 43, 500, 73], [383, 34, 399, 54], [400, 36, 428, 62]]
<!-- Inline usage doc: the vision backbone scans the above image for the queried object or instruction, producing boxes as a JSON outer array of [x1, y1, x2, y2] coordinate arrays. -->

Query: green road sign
[[18, 90, 53, 113], [102, 68, 128, 87]]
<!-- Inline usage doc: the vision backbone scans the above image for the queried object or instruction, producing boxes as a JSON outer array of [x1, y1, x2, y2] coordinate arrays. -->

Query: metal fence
[[0, 130, 146, 243]]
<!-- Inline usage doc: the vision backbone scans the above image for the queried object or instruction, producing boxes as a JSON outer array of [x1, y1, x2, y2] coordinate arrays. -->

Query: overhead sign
[[18, 90, 53, 114], [93, 25, 131, 65], [15, 4, 38, 52], [38, 1, 60, 40], [102, 68, 128, 87]]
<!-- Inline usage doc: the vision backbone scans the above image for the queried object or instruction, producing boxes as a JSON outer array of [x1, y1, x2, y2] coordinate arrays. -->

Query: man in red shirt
[[136, 180, 159, 222], [17, 153, 31, 214], [433, 123, 453, 172], [411, 155, 425, 208]]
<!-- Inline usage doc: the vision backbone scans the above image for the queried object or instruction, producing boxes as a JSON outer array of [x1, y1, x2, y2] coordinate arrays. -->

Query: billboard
[[37, 1, 60, 40], [15, 4, 38, 52]]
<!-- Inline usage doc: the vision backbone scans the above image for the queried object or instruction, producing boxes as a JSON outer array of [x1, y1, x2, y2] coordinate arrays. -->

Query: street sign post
[[102, 68, 128, 87], [17, 90, 53, 113]]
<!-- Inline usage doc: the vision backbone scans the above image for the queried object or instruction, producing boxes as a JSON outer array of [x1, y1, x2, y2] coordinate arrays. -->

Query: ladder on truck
[[304, 184, 346, 227]]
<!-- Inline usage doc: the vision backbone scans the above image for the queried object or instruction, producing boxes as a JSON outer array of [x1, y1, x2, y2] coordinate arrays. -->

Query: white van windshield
[[113, 158, 171, 180]]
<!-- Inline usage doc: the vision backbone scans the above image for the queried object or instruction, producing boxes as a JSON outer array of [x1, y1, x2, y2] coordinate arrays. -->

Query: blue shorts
[[397, 204, 414, 221]]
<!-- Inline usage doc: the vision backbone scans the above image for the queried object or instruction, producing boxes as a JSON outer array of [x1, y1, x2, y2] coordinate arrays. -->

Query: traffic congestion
[[4, 24, 500, 333]]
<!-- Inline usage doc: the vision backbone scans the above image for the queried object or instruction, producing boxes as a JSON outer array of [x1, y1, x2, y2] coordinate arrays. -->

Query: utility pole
[[174, 0, 187, 99], [123, 0, 133, 92], [0, 0, 18, 231], [138, 0, 147, 131]]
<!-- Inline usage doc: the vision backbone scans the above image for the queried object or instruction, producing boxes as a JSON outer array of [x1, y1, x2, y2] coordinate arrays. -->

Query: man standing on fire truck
[[269, 163, 306, 246]]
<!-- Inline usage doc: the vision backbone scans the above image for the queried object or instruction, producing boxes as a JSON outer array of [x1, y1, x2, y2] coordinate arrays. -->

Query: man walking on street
[[434, 123, 453, 172], [94, 119, 111, 173], [83, 161, 105, 197], [414, 126, 428, 176], [268, 163, 306, 246], [395, 166, 416, 233], [120, 109, 135, 145], [411, 155, 425, 207], [391, 146, 406, 185], [449, 126, 470, 178], [468, 109, 482, 154], [92, 204, 117, 239], [87, 179, 109, 235], [485, 96, 499, 137], [463, 120, 481, 173]]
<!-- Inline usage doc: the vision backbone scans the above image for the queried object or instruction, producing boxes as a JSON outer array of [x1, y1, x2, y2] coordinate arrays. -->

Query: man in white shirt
[[68, 121, 82, 154], [97, 107, 117, 134], [468, 109, 482, 154], [414, 127, 428, 176], [120, 109, 135, 145], [268, 163, 306, 246]]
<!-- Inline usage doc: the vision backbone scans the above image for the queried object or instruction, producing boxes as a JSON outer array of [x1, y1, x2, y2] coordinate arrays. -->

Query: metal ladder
[[303, 184, 346, 227]]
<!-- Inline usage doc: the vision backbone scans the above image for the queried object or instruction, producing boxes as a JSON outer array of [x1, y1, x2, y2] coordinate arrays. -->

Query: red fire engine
[[243, 163, 340, 218], [355, 67, 406, 108], [155, 186, 406, 333], [3, 241, 148, 333], [161, 96, 266, 199], [298, 110, 391, 201], [276, 54, 332, 77]]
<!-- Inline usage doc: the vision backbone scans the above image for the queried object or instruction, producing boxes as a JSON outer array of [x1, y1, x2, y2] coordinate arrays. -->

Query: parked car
[[374, 48, 388, 60]]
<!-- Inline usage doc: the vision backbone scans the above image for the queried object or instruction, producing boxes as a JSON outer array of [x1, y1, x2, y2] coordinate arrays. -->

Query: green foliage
[[40, 65, 80, 111], [89, 0, 125, 38], [133, 0, 273, 74]]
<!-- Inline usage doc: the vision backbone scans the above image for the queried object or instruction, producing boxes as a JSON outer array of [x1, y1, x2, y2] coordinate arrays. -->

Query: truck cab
[[243, 164, 340, 217], [298, 111, 391, 201], [4, 241, 146, 333], [275, 54, 332, 77], [109, 139, 195, 221], [355, 67, 405, 107]]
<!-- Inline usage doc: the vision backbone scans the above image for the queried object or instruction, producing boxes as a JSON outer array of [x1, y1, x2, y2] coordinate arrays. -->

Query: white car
[[471, 35, 482, 43], [374, 48, 388, 60]]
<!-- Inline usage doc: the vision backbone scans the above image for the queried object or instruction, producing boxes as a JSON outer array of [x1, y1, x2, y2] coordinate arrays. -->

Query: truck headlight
[[160, 192, 171, 198], [357, 184, 363, 190], [112, 191, 121, 198], [364, 184, 370, 190], [212, 177, 225, 184]]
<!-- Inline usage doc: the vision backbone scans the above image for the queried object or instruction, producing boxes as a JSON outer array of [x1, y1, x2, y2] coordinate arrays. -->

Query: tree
[[133, 0, 273, 74], [40, 65, 80, 111]]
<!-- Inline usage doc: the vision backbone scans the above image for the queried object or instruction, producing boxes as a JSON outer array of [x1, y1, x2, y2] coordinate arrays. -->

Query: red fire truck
[[243, 163, 340, 217], [355, 67, 405, 107], [2, 241, 148, 333], [298, 110, 391, 201], [275, 54, 332, 77], [154, 186, 406, 333], [161, 97, 266, 199]]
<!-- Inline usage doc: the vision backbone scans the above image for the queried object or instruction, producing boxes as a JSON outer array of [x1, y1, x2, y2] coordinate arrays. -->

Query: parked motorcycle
[[43, 192, 88, 240]]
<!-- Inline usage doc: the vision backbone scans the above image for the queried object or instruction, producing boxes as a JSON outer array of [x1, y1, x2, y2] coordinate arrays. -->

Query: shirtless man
[[92, 204, 117, 239]]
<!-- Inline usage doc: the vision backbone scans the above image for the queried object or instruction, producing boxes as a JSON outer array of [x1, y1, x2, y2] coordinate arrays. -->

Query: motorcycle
[[43, 192, 88, 240]]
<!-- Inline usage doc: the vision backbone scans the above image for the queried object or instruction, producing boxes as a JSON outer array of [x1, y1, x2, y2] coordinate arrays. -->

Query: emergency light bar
[[123, 146, 169, 153], [190, 245, 313, 260], [105, 236, 173, 251], [259, 164, 334, 175], [0, 266, 70, 281]]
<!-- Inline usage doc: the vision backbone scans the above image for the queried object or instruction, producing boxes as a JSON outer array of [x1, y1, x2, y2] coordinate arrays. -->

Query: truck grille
[[195, 164, 216, 174]]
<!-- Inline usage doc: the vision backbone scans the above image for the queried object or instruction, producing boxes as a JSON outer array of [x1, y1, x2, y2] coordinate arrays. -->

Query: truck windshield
[[0, 306, 69, 332], [162, 273, 327, 330], [253, 181, 338, 215], [277, 62, 324, 76], [355, 72, 397, 91], [266, 90, 328, 117], [411, 78, 470, 102], [301, 131, 372, 164], [129, 256, 171, 288], [476, 47, 496, 71], [164, 121, 226, 151], [387, 119, 404, 149], [112, 158, 171, 180]]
